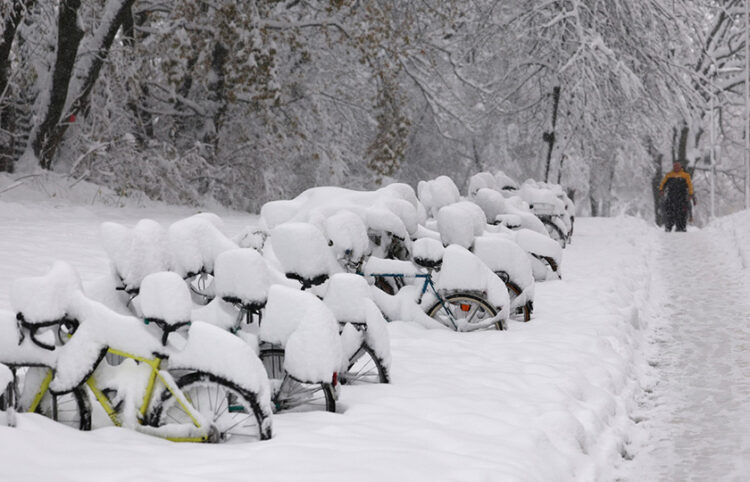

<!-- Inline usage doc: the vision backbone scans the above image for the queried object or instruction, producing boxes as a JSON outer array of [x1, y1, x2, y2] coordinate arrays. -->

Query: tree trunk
[[0, 0, 34, 100], [0, 0, 35, 172], [45, 0, 136, 165], [543, 85, 561, 182], [648, 139, 664, 226], [26, 0, 84, 170]]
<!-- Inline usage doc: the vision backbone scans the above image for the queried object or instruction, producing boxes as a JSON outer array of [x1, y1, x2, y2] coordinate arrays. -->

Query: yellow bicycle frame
[[26, 348, 208, 443]]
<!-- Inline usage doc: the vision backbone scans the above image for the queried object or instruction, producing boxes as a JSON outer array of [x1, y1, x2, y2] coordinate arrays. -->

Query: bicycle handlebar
[[15, 313, 79, 351]]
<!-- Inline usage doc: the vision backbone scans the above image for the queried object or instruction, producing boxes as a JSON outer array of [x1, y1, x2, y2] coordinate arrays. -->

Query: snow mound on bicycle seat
[[380, 198, 419, 237], [284, 307, 342, 383], [437, 245, 510, 314], [214, 249, 271, 305], [474, 236, 534, 291], [513, 229, 563, 264], [168, 214, 237, 277], [270, 223, 340, 281], [100, 219, 169, 291], [519, 183, 566, 214], [11, 261, 82, 324], [417, 176, 461, 217], [472, 188, 507, 224], [0, 309, 57, 367], [261, 285, 322, 346], [169, 321, 271, 402], [322, 211, 370, 265], [261, 285, 342, 382], [494, 170, 520, 192], [323, 273, 372, 323], [412, 237, 444, 268], [364, 207, 409, 241], [139, 272, 192, 324], [437, 202, 485, 249], [467, 172, 499, 197]]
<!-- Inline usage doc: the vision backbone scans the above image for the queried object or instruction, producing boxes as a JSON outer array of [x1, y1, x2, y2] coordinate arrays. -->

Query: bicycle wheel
[[155, 372, 270, 443], [542, 218, 566, 249], [186, 272, 215, 305], [506, 281, 531, 322], [259, 348, 336, 413], [427, 293, 502, 331], [37, 388, 92, 431], [340, 344, 389, 385]]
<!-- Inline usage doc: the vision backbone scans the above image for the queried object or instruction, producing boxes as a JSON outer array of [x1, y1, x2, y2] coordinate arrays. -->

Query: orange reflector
[[460, 303, 471, 312]]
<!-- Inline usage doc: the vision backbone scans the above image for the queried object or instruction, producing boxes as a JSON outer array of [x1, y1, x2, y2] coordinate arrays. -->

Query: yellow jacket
[[659, 170, 693, 196]]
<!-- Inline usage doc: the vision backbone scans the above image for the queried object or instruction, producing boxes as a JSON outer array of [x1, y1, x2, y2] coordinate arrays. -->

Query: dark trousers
[[664, 202, 688, 232]]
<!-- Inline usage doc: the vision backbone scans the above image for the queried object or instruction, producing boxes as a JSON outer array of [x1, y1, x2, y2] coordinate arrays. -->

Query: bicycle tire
[[37, 387, 92, 431], [541, 218, 566, 249], [259, 348, 336, 413], [506, 281, 531, 322], [186, 272, 215, 305], [154, 372, 271, 442], [427, 293, 502, 331], [340, 343, 389, 384]]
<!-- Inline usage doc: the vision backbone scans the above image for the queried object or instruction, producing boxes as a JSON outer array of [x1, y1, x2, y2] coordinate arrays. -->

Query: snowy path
[[626, 228, 750, 481]]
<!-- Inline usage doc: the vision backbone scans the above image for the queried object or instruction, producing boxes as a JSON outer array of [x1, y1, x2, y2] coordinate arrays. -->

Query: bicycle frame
[[86, 347, 209, 442], [368, 272, 458, 330], [19, 348, 211, 442]]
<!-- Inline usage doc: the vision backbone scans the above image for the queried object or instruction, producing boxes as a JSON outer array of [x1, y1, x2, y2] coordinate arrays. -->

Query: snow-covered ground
[[2, 174, 750, 480]]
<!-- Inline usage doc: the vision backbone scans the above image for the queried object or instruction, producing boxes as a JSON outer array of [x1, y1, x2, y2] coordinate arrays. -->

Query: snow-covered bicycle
[[7, 265, 273, 443]]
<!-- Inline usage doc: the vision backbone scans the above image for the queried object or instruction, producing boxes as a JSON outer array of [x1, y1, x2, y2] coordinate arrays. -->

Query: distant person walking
[[659, 161, 695, 232]]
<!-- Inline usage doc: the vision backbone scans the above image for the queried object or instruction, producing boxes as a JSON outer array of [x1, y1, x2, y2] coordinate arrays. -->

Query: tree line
[[0, 1, 744, 217]]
